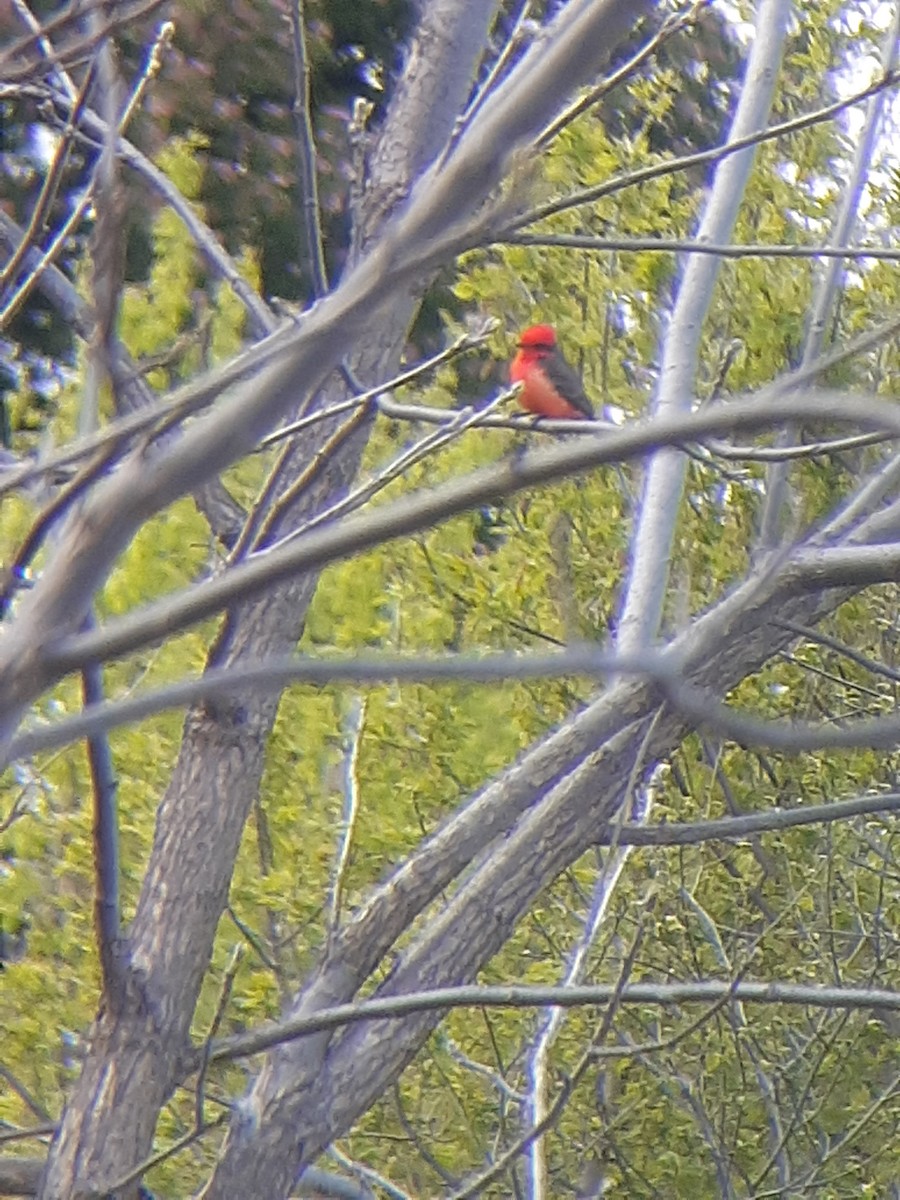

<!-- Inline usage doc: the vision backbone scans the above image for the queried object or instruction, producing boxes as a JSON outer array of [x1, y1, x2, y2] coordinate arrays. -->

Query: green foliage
[[3, 8, 900, 1195], [0, 137, 249, 1147]]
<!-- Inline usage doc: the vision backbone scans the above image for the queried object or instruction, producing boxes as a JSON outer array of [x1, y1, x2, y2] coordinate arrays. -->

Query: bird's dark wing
[[542, 351, 594, 417]]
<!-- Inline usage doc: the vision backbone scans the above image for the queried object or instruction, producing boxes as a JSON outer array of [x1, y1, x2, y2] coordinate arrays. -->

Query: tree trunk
[[36, 2, 501, 1195]]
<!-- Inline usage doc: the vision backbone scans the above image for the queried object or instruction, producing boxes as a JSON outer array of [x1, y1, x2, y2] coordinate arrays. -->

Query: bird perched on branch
[[509, 324, 594, 420]]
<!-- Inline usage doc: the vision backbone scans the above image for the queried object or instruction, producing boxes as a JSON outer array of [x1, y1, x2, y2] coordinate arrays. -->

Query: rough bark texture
[[3, 2, 900, 1196], [221, 533, 870, 1181], [0, 2, 663, 1195], [37, 2, 500, 1195]]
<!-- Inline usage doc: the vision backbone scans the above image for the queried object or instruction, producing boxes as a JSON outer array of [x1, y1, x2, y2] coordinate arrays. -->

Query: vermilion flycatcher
[[509, 324, 594, 420]]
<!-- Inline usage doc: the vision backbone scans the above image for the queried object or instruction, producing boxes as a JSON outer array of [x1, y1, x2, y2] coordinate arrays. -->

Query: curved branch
[[196, 980, 900, 1067], [32, 389, 900, 687], [617, 0, 790, 653]]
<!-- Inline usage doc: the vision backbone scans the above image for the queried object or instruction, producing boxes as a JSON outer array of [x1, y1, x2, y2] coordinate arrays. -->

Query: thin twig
[[773, 617, 900, 685], [195, 944, 244, 1128], [1, 0, 164, 85], [703, 430, 890, 462], [660, 662, 900, 753], [103, 1113, 227, 1196], [227, 438, 302, 565], [22, 58, 275, 339], [3, 645, 656, 763], [30, 388, 900, 678], [505, 232, 900, 262], [327, 1145, 404, 1199], [757, 0, 900, 552], [751, 1072, 900, 1199], [440, 1032, 525, 1101], [504, 66, 900, 234], [0, 65, 93, 297], [0, 1120, 56, 1144], [525, 718, 662, 1197], [463, 914, 646, 1200], [82, 615, 123, 1002], [0, 441, 122, 618], [538, 1, 703, 147], [327, 697, 366, 945], [440, 0, 533, 162], [194, 981, 900, 1071], [9, 0, 77, 96], [376, 391, 615, 434], [0, 1065, 52, 1124], [258, 324, 499, 450], [248, 403, 373, 553], [269, 390, 513, 552], [226, 904, 278, 973], [0, 21, 175, 329], [288, 0, 328, 297]]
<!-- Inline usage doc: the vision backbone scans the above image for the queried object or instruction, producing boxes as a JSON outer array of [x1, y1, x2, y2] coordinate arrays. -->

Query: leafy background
[[2, 1, 899, 1195]]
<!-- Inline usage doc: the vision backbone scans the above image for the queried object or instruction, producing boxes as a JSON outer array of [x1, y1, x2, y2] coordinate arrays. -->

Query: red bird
[[509, 324, 594, 420]]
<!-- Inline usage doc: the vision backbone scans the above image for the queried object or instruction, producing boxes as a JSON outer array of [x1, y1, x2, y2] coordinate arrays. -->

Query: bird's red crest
[[517, 324, 557, 349]]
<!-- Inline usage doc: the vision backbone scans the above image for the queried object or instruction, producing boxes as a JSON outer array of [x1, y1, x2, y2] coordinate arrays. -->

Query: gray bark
[[27, 1, 652, 1197], [0, 2, 675, 1196], [35, 1, 499, 1195]]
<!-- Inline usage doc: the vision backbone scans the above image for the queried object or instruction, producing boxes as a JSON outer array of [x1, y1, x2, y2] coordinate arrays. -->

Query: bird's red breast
[[510, 325, 594, 420]]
